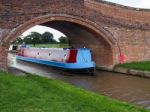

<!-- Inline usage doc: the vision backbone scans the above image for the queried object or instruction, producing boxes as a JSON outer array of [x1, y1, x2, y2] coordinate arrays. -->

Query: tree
[[25, 32, 42, 46], [23, 37, 32, 44], [41, 32, 57, 44], [59, 36, 69, 44], [12, 31, 59, 45]]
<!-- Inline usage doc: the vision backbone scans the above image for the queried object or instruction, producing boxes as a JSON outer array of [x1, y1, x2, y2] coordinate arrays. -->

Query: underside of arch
[[1, 14, 118, 71], [4, 14, 116, 47]]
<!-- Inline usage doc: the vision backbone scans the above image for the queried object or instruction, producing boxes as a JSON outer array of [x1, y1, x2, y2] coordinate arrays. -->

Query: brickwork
[[0, 43, 9, 71], [0, 0, 150, 71], [85, 0, 150, 29]]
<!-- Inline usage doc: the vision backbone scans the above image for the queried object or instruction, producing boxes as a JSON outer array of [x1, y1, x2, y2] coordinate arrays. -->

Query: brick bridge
[[1, 0, 150, 71]]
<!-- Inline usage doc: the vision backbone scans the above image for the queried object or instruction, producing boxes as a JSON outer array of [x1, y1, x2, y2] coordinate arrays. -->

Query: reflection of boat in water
[[16, 47, 96, 73]]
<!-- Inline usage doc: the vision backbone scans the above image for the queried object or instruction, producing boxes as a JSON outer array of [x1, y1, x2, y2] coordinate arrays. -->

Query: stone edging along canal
[[10, 63, 150, 79], [96, 66, 150, 78], [113, 67, 150, 78]]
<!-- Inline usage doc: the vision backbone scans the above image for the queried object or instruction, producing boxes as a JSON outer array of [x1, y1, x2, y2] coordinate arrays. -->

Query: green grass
[[29, 44, 70, 48], [0, 71, 149, 112], [116, 61, 150, 71]]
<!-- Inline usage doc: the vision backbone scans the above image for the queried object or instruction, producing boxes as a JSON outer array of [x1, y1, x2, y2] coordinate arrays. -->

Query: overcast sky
[[103, 0, 150, 8], [22, 0, 150, 40]]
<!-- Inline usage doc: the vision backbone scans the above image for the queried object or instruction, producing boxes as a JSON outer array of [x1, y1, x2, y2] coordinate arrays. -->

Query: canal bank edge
[[113, 67, 150, 78], [1, 71, 149, 112], [10, 64, 150, 79], [96, 66, 150, 78]]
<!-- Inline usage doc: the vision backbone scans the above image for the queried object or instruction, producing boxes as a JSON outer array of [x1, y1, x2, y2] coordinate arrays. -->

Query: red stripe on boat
[[66, 49, 78, 63], [18, 49, 24, 56]]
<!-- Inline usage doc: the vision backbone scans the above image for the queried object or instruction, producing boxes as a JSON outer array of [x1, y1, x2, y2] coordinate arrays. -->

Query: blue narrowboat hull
[[16, 55, 95, 72]]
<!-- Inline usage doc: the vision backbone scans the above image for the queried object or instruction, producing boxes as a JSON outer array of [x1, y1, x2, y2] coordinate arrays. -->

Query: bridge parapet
[[85, 0, 150, 30]]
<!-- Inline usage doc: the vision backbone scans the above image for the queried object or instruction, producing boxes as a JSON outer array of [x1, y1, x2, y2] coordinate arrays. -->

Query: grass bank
[[116, 61, 150, 71], [0, 71, 149, 112], [29, 44, 70, 48]]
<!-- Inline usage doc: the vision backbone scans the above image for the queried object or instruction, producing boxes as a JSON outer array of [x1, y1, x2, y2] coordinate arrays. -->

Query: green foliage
[[59, 36, 69, 44], [25, 32, 42, 45], [30, 44, 70, 48], [13, 32, 70, 46], [116, 61, 150, 71], [41, 32, 57, 44], [0, 71, 149, 112], [14, 32, 58, 45]]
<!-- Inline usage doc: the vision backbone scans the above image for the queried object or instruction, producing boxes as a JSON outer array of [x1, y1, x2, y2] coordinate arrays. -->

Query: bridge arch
[[5, 14, 116, 46], [2, 14, 119, 71]]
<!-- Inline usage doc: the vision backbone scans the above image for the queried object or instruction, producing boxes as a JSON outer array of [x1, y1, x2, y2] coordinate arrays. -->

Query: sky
[[22, 0, 150, 40], [103, 0, 150, 8]]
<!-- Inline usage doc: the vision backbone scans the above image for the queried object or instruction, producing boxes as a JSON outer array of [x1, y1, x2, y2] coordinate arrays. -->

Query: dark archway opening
[[41, 21, 113, 67], [8, 21, 113, 69], [5, 15, 116, 72]]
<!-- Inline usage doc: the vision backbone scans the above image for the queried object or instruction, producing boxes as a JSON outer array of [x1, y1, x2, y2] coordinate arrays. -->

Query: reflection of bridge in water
[[8, 53, 150, 109]]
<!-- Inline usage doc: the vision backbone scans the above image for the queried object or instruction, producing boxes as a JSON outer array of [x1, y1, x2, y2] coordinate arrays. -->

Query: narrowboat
[[16, 47, 96, 73]]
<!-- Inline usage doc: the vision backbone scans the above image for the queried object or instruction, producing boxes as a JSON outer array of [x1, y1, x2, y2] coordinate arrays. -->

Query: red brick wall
[[0, 0, 150, 71], [0, 44, 9, 71], [85, 0, 150, 29], [85, 0, 150, 65], [107, 27, 150, 63]]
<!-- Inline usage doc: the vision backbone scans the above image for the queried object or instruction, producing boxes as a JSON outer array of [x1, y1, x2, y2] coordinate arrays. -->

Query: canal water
[[8, 53, 150, 109]]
